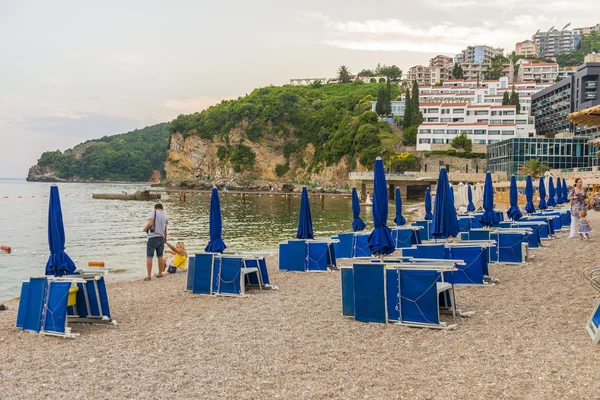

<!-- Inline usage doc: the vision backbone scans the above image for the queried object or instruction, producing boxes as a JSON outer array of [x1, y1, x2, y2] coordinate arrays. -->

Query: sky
[[1, 0, 599, 178]]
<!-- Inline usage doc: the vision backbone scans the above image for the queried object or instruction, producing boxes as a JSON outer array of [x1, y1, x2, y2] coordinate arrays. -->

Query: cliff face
[[165, 127, 361, 186]]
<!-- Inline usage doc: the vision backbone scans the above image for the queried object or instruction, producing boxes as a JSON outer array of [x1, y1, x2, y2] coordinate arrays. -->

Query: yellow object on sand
[[173, 254, 188, 269], [68, 287, 79, 307]]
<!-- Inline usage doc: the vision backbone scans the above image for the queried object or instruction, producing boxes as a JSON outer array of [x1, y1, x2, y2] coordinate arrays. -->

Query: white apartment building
[[515, 40, 539, 57], [455, 45, 504, 64], [532, 28, 581, 58], [415, 103, 534, 151], [371, 77, 551, 116], [516, 59, 559, 83]]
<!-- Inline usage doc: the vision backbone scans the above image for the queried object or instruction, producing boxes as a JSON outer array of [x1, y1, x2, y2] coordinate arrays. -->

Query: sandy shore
[[2, 211, 600, 399]]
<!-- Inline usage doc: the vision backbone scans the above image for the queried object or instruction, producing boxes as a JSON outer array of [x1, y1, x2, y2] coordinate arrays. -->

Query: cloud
[[321, 40, 462, 54], [424, 0, 580, 10], [15, 112, 143, 138], [162, 97, 230, 114]]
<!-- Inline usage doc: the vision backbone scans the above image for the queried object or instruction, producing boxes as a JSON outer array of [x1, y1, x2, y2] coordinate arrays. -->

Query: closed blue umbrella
[[555, 178, 563, 205], [45, 186, 76, 277], [205, 187, 227, 253], [507, 175, 523, 221], [394, 187, 407, 226], [479, 172, 500, 227], [424, 188, 433, 221], [367, 157, 395, 255], [538, 176, 547, 210], [547, 177, 556, 207], [467, 184, 476, 212], [431, 168, 459, 239], [351, 187, 366, 232], [296, 187, 314, 239], [525, 175, 535, 214], [562, 178, 569, 203]]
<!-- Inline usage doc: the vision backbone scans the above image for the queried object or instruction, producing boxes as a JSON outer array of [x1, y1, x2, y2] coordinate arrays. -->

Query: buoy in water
[[1, 245, 11, 253], [88, 261, 105, 267]]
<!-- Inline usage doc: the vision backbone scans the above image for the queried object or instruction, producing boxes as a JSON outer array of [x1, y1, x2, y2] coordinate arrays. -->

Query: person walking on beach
[[143, 203, 168, 280], [578, 209, 592, 242], [568, 178, 587, 238]]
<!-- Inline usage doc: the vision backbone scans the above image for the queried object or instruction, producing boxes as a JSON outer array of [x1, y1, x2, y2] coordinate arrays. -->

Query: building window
[[474, 130, 486, 135], [461, 130, 473, 134], [432, 129, 445, 134], [503, 110, 515, 115], [441, 118, 452, 122], [419, 129, 432, 134], [432, 139, 444, 144], [488, 130, 500, 135], [446, 129, 458, 134], [476, 140, 486, 144], [453, 109, 465, 114], [502, 119, 514, 124], [427, 109, 439, 113], [475, 110, 489, 115], [501, 130, 513, 135], [516, 119, 527, 125], [490, 119, 501, 124]]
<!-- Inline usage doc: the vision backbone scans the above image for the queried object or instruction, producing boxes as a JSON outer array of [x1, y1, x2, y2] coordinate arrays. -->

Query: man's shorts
[[147, 236, 165, 258]]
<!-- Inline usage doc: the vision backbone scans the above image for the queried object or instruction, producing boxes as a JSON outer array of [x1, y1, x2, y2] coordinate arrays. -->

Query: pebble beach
[[2, 212, 600, 399]]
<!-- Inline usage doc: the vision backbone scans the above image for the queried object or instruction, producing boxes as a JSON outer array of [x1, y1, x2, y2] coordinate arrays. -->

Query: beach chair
[[391, 226, 421, 249], [342, 263, 457, 328], [412, 220, 431, 241], [278, 239, 337, 271], [583, 266, 600, 344], [16, 272, 114, 338]]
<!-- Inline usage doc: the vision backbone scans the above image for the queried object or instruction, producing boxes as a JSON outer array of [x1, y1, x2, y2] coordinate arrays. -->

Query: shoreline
[[2, 212, 600, 398]]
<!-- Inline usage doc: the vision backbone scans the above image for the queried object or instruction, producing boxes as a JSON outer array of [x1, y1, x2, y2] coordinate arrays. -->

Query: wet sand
[[2, 211, 600, 399]]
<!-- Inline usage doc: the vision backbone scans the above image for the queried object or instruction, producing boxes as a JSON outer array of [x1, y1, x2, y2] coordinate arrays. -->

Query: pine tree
[[375, 87, 385, 116], [403, 89, 412, 129], [385, 79, 392, 116], [502, 91, 510, 106], [509, 85, 520, 114], [411, 81, 423, 127]]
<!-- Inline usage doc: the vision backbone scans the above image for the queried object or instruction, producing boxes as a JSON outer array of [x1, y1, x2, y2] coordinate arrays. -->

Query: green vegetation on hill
[[170, 82, 401, 172], [36, 123, 170, 181], [557, 31, 600, 67]]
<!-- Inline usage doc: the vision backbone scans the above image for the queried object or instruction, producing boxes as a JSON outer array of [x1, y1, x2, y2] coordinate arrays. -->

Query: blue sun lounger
[[16, 271, 114, 338], [279, 239, 337, 271], [188, 252, 272, 296], [341, 262, 457, 328]]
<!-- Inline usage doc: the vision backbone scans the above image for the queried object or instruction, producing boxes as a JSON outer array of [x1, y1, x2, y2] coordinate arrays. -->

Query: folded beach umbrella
[[562, 178, 569, 203], [45, 186, 76, 277], [205, 187, 227, 253], [507, 175, 523, 221], [296, 187, 314, 240], [525, 175, 536, 214], [547, 177, 556, 207], [555, 178, 563, 205], [479, 172, 500, 227], [467, 184, 476, 212], [394, 187, 407, 226], [538, 176, 547, 210], [351, 187, 366, 232], [431, 168, 459, 239], [367, 157, 395, 255], [424, 187, 433, 221]]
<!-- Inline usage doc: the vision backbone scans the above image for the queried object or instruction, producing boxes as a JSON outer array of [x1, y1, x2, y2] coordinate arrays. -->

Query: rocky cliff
[[165, 125, 361, 186]]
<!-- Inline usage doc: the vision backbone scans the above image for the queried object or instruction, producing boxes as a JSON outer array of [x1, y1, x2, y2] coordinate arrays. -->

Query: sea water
[[0, 179, 421, 301]]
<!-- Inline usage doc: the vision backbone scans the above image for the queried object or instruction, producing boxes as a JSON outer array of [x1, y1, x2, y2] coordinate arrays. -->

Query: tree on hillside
[[484, 55, 507, 80], [403, 89, 413, 129], [358, 69, 376, 77], [338, 65, 352, 83], [375, 86, 386, 116], [385, 79, 392, 116], [401, 126, 417, 146], [410, 81, 423, 127], [451, 132, 473, 153], [452, 63, 464, 79], [509, 85, 520, 114], [376, 64, 403, 81], [519, 159, 549, 179], [502, 91, 510, 106]]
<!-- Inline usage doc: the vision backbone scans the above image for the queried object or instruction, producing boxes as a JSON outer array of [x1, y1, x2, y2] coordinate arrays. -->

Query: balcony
[[585, 81, 597, 90], [584, 92, 597, 100]]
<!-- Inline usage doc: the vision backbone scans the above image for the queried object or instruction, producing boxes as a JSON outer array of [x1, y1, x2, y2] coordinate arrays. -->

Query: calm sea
[[0, 179, 422, 301]]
